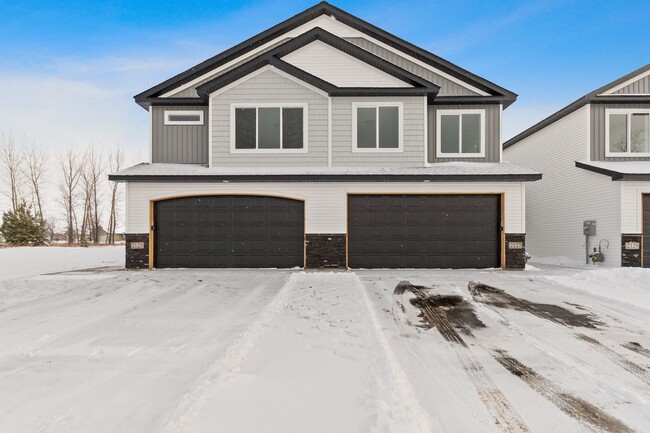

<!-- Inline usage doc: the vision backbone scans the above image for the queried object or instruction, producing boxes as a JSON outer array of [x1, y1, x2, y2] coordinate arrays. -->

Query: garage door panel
[[154, 196, 304, 268], [348, 194, 500, 269]]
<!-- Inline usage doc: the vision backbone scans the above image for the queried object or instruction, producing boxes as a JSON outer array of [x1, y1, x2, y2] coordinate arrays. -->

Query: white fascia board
[[161, 15, 488, 98], [599, 69, 650, 95]]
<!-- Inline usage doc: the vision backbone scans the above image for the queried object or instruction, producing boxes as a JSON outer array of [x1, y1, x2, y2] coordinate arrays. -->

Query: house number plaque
[[130, 242, 145, 250], [508, 241, 523, 250], [625, 241, 640, 250]]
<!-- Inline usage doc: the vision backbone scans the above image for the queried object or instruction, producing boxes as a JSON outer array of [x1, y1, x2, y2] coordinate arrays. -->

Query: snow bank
[[541, 267, 650, 312], [0, 246, 124, 280]]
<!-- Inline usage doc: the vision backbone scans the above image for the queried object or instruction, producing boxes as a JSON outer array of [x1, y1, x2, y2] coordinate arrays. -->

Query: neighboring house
[[109, 1, 540, 270], [504, 64, 650, 268]]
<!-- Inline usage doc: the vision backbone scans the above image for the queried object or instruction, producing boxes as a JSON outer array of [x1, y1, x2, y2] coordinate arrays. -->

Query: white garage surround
[[125, 181, 526, 234]]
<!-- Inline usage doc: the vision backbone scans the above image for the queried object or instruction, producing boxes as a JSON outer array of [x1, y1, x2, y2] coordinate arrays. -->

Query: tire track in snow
[[576, 334, 650, 386], [354, 275, 436, 433], [395, 281, 529, 433], [157, 274, 294, 433]]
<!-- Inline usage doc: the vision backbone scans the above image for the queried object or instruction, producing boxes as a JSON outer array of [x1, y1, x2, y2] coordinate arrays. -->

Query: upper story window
[[352, 103, 402, 152], [164, 110, 204, 125], [436, 109, 485, 157], [606, 109, 650, 156], [231, 104, 307, 152]]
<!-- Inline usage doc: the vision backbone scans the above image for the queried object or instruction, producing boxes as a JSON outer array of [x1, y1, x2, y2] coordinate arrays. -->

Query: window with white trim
[[436, 109, 485, 157], [352, 103, 402, 151], [232, 105, 306, 151], [606, 109, 650, 156], [164, 110, 204, 125]]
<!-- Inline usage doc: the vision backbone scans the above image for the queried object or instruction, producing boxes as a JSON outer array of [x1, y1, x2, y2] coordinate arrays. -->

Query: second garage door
[[154, 195, 304, 268], [348, 194, 501, 269]]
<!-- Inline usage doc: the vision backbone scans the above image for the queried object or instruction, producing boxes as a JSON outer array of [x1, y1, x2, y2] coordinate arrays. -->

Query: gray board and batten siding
[[590, 103, 650, 162], [211, 69, 329, 167], [152, 106, 208, 164], [612, 75, 650, 95], [428, 104, 501, 163]]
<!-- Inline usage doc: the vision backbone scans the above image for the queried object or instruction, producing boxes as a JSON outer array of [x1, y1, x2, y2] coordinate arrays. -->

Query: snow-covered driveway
[[0, 248, 649, 433]]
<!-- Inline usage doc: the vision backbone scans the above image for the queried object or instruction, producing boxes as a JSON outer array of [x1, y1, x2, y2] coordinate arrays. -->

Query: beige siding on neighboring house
[[621, 181, 650, 233], [591, 103, 650, 161], [346, 37, 481, 97], [428, 104, 501, 163], [210, 69, 329, 167], [152, 106, 208, 164], [505, 105, 623, 266], [126, 181, 525, 234], [331, 96, 426, 167]]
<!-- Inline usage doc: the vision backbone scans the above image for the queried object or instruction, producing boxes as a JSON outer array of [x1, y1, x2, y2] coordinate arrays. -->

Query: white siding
[[504, 105, 623, 266], [126, 181, 524, 234], [164, 15, 486, 99], [621, 182, 650, 233], [282, 41, 411, 88]]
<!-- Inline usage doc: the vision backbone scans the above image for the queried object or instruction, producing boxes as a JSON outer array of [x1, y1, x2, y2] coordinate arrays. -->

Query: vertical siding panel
[[590, 103, 650, 161], [151, 106, 208, 164], [429, 104, 500, 163], [614, 75, 650, 94]]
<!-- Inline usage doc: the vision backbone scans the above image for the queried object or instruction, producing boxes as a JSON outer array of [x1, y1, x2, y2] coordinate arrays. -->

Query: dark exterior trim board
[[504, 63, 650, 150], [134, 2, 515, 108], [575, 161, 650, 181], [109, 173, 542, 182]]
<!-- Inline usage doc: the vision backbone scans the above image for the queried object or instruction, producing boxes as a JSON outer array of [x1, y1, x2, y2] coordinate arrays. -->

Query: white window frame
[[605, 108, 650, 157], [164, 110, 204, 125], [435, 109, 486, 158], [229, 103, 309, 153], [352, 102, 403, 153]]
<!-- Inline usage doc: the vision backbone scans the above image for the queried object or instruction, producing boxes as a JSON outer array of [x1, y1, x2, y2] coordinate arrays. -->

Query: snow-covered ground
[[0, 249, 648, 433]]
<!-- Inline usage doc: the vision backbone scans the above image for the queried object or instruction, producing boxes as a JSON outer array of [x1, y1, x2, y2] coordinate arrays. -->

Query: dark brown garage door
[[348, 194, 501, 269], [643, 194, 650, 268], [154, 195, 304, 268]]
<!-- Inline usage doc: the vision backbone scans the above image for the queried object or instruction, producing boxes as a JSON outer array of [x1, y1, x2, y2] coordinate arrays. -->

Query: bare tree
[[22, 144, 48, 220], [80, 147, 103, 244], [0, 134, 23, 211], [106, 145, 124, 244], [59, 149, 83, 244]]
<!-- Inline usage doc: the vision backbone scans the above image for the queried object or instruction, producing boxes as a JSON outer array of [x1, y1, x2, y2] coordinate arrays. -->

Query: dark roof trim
[[134, 2, 515, 108], [141, 97, 206, 106], [432, 96, 511, 106], [575, 161, 650, 181], [108, 173, 542, 183], [504, 63, 650, 150], [195, 27, 440, 101]]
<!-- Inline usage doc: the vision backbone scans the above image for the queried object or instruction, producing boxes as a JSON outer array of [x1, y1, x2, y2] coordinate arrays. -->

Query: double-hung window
[[353, 103, 402, 151], [606, 109, 650, 156], [436, 109, 485, 157], [232, 104, 307, 152]]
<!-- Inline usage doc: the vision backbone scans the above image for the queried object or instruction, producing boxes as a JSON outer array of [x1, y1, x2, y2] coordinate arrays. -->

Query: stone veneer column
[[505, 233, 526, 270], [305, 234, 347, 269], [125, 234, 149, 269], [621, 234, 642, 267]]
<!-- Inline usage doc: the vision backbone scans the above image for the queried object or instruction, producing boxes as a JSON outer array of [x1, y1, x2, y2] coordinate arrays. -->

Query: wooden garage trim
[[643, 193, 648, 268], [345, 192, 506, 270], [148, 193, 307, 270]]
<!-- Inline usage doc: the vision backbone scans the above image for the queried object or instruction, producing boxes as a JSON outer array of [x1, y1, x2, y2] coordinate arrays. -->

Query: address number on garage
[[508, 241, 523, 250], [130, 242, 145, 250]]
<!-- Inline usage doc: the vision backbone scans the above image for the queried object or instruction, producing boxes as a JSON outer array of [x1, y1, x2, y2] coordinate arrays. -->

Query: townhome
[[504, 64, 650, 267], [109, 1, 540, 270]]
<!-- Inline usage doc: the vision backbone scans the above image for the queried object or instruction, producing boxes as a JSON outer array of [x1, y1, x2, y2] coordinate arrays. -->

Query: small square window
[[436, 110, 484, 157]]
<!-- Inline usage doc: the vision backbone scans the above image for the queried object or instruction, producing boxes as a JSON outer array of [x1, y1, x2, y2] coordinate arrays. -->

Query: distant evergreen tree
[[0, 202, 47, 246]]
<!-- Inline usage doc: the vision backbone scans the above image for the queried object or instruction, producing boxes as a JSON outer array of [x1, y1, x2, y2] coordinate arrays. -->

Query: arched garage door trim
[[346, 192, 505, 269], [149, 194, 306, 269]]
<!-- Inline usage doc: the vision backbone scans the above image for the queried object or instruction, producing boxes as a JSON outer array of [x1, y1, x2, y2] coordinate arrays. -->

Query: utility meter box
[[583, 220, 596, 236]]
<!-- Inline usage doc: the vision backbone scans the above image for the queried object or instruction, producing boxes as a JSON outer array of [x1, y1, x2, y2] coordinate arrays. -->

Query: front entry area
[[347, 194, 502, 269], [153, 195, 304, 268]]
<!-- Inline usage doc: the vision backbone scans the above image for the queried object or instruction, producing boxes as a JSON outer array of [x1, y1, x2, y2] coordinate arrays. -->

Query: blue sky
[[1, 0, 649, 155]]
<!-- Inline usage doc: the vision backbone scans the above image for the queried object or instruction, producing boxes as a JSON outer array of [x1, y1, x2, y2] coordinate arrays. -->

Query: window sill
[[351, 147, 403, 153], [229, 148, 309, 154], [436, 154, 485, 158]]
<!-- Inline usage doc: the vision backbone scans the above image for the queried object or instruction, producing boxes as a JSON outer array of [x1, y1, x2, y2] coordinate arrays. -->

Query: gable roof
[[134, 1, 516, 109], [504, 63, 650, 150], [195, 27, 440, 102]]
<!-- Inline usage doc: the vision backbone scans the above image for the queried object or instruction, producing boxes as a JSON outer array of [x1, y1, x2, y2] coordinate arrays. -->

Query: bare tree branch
[[0, 134, 24, 211]]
